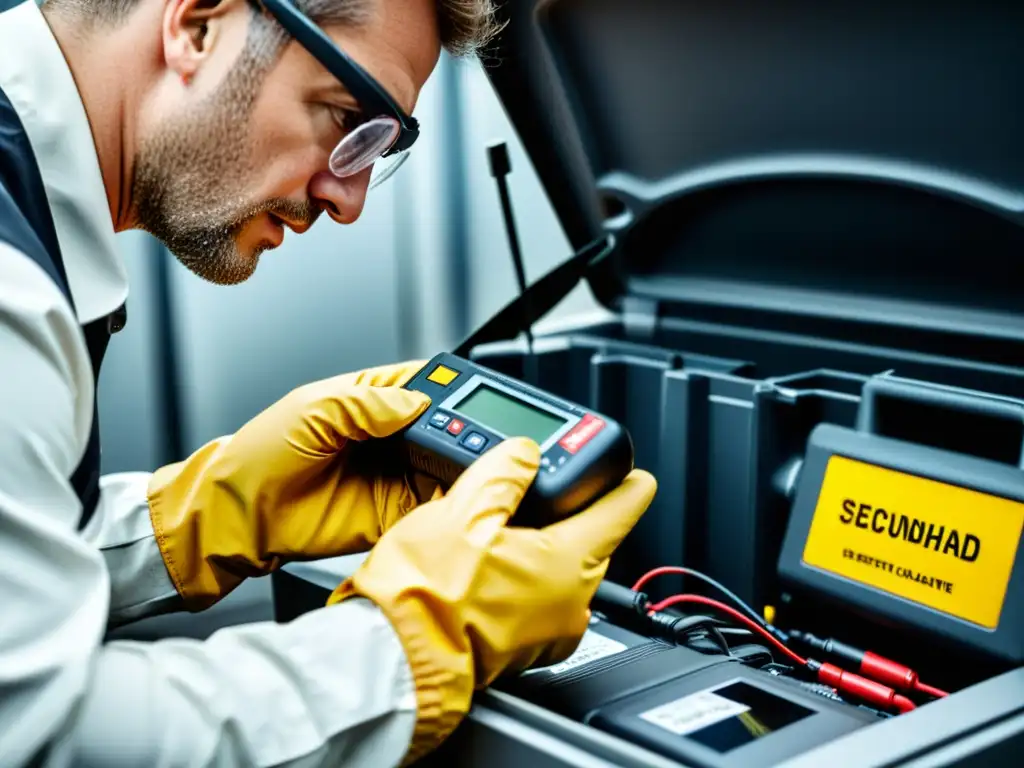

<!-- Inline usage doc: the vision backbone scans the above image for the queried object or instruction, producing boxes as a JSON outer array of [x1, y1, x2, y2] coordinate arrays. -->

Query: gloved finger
[[530, 632, 588, 671], [374, 475, 422, 533], [303, 385, 431, 453], [343, 359, 428, 388], [375, 472, 442, 532], [408, 472, 443, 504], [544, 469, 657, 562], [443, 437, 541, 541]]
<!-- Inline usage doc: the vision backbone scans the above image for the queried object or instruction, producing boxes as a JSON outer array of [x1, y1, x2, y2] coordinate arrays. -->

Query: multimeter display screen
[[455, 385, 567, 444]]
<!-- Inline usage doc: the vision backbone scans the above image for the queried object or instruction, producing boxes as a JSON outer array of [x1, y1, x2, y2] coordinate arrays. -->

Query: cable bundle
[[592, 565, 951, 716]]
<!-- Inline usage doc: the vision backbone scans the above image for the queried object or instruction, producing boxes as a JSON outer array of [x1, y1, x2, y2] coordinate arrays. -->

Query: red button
[[559, 414, 606, 454], [447, 419, 465, 436]]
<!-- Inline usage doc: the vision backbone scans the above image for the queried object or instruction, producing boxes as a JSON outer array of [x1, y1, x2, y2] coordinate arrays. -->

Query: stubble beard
[[131, 36, 317, 286]]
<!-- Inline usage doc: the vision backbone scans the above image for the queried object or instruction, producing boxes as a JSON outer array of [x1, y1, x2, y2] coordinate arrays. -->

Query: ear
[[162, 0, 246, 82]]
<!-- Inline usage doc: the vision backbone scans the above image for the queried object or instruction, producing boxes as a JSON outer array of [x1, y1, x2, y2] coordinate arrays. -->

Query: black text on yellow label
[[802, 455, 1024, 629]]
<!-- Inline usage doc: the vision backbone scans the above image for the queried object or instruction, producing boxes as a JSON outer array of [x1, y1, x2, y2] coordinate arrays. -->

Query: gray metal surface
[[778, 668, 1024, 768]]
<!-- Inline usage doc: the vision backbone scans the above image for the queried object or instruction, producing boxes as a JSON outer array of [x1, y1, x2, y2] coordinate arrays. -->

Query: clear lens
[[368, 151, 410, 190], [328, 116, 400, 177]]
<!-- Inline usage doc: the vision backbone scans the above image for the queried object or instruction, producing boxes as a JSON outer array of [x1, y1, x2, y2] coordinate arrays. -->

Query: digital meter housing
[[400, 353, 634, 524]]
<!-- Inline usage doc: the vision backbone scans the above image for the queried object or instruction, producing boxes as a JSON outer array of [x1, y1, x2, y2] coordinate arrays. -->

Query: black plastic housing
[[400, 352, 635, 524], [502, 619, 718, 720], [482, 0, 1024, 326], [501, 619, 878, 768], [589, 665, 878, 768]]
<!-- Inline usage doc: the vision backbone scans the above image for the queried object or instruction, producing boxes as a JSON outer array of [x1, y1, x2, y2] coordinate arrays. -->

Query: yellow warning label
[[802, 455, 1024, 629]]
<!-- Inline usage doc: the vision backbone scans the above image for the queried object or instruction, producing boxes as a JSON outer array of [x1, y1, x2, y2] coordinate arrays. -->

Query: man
[[0, 0, 657, 765]]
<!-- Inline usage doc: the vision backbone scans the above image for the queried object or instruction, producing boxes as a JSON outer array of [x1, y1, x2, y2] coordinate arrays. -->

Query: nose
[[309, 167, 372, 224]]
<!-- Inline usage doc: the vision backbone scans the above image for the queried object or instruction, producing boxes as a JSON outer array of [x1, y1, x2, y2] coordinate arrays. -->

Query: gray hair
[[42, 0, 502, 58]]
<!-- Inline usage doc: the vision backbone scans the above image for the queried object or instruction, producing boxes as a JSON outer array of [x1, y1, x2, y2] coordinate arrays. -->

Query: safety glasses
[[254, 0, 419, 189]]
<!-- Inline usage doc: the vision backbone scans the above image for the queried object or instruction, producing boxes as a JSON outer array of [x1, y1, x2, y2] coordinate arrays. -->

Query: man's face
[[133, 0, 440, 285]]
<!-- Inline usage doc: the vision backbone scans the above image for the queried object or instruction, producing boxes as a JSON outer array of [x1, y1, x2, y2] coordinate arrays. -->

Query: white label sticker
[[639, 691, 750, 736], [522, 630, 627, 676]]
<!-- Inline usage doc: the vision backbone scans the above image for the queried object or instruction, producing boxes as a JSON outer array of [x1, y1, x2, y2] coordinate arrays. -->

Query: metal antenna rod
[[488, 141, 538, 384]]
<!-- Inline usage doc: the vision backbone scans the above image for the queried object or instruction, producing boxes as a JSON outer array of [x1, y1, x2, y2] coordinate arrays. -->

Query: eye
[[330, 105, 366, 136]]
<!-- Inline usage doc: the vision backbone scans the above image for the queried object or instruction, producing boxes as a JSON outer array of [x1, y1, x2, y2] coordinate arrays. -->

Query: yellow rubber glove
[[147, 360, 432, 611], [327, 437, 657, 764]]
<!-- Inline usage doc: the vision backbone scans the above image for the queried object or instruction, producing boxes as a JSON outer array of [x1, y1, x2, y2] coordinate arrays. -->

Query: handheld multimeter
[[400, 353, 635, 524]]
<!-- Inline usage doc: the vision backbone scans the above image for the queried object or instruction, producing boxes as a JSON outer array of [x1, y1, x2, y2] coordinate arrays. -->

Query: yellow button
[[426, 364, 460, 386]]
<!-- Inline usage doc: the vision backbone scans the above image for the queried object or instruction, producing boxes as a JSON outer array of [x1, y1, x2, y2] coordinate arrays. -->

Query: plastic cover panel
[[617, 179, 1024, 318], [484, 1, 1024, 318], [542, 0, 1024, 192]]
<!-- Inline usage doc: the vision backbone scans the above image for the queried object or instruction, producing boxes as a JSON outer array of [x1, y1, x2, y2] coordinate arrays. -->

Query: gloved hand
[[327, 437, 657, 764], [147, 361, 432, 611]]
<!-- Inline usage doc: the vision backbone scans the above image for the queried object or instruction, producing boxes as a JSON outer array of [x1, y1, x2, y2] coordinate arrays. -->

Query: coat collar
[[0, 0, 128, 324]]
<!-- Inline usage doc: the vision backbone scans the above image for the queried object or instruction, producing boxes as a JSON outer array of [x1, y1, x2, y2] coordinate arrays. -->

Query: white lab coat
[[0, 2, 417, 766]]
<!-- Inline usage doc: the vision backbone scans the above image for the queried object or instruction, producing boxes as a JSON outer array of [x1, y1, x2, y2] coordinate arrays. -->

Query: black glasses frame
[[253, 0, 420, 156]]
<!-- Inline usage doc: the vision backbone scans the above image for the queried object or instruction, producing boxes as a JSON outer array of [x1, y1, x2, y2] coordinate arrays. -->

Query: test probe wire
[[915, 681, 950, 699], [648, 593, 806, 668], [634, 565, 949, 701], [632, 566, 773, 633], [647, 593, 916, 714]]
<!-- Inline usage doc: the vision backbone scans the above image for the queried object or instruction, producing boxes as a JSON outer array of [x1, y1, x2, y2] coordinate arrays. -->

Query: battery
[[589, 664, 878, 768], [500, 617, 715, 722], [499, 617, 878, 767]]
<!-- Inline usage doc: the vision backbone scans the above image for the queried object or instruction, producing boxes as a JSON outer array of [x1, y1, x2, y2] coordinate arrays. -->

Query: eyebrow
[[323, 80, 361, 108], [324, 75, 414, 116]]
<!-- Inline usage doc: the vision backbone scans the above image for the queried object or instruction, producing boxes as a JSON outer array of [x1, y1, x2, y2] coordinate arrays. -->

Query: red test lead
[[649, 595, 918, 714], [789, 631, 949, 698], [807, 660, 916, 714]]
